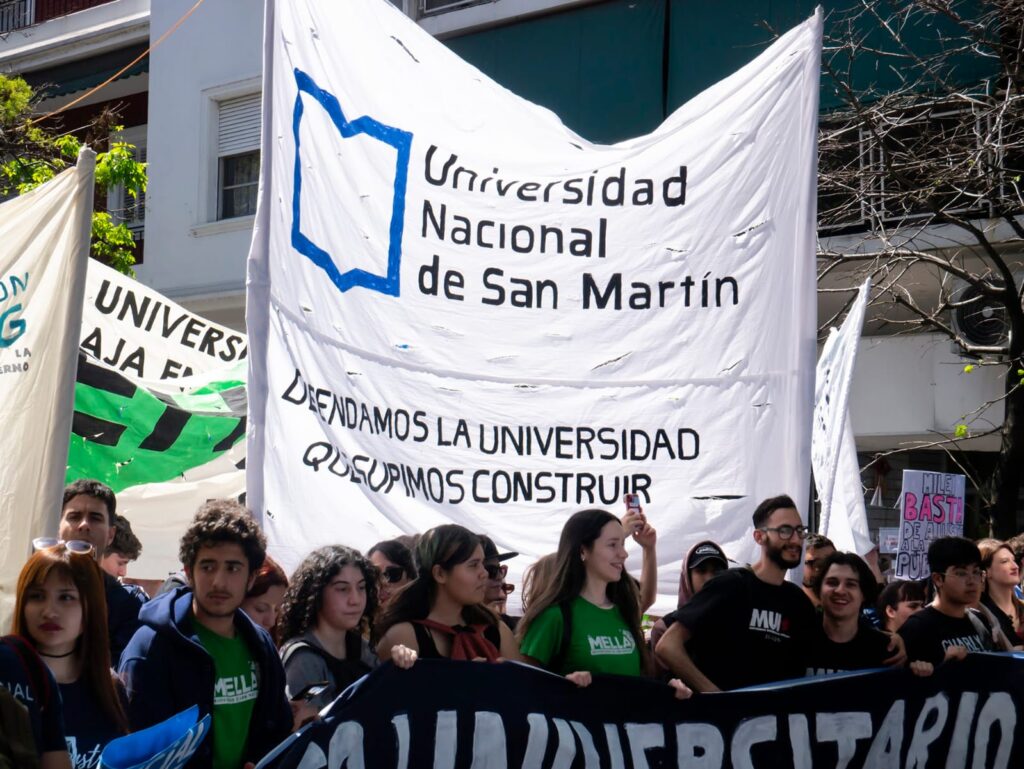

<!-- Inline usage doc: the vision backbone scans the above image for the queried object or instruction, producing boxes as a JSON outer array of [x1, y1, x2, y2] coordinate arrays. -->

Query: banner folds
[[247, 0, 822, 606], [0, 151, 94, 622]]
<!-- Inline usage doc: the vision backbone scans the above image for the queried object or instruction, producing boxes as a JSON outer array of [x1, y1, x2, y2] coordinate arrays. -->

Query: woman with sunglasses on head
[[278, 546, 379, 711], [368, 540, 416, 609], [13, 542, 129, 769], [376, 525, 519, 666], [242, 555, 289, 644], [517, 509, 691, 698]]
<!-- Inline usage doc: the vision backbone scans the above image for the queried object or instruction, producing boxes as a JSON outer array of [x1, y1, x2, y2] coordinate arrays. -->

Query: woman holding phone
[[516, 508, 690, 698], [278, 546, 380, 710]]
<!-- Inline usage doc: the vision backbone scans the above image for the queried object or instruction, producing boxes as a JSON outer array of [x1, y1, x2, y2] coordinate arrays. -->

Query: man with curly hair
[[118, 500, 293, 769]]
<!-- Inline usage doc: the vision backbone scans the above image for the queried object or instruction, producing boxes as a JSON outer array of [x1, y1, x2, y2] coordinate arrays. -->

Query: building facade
[[0, 0, 1018, 532]]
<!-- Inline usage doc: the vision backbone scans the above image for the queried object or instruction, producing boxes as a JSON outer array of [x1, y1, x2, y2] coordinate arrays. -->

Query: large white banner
[[0, 151, 94, 623], [72, 260, 247, 579], [812, 278, 872, 552], [247, 0, 821, 607]]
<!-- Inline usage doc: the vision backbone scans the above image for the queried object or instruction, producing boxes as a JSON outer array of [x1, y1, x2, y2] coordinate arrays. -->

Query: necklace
[[37, 649, 75, 659]]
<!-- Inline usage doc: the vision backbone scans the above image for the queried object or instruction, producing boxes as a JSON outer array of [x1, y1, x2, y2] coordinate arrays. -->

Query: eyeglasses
[[942, 568, 985, 583], [761, 525, 809, 541], [485, 563, 508, 581], [501, 583, 515, 595], [32, 538, 93, 554], [380, 566, 407, 584]]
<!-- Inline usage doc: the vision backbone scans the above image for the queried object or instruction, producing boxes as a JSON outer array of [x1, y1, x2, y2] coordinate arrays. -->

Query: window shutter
[[217, 93, 261, 157]]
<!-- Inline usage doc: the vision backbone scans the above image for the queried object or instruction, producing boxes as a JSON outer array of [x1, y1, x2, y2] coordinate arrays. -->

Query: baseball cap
[[478, 534, 518, 563], [689, 541, 727, 570]]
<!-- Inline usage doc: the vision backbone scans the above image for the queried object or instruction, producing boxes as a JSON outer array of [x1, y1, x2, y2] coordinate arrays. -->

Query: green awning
[[23, 43, 149, 98]]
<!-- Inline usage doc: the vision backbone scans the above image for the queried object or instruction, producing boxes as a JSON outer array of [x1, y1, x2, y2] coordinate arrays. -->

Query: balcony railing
[[0, 0, 116, 33]]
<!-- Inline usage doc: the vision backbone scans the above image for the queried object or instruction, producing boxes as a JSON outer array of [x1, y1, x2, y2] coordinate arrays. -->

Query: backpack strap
[[1, 636, 50, 712], [967, 607, 1007, 650], [282, 637, 366, 685], [548, 601, 573, 674]]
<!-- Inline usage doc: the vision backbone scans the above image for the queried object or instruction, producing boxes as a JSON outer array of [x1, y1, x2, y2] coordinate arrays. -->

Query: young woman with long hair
[[517, 509, 690, 697], [978, 540, 1024, 649], [375, 525, 518, 664], [520, 553, 557, 614], [13, 543, 129, 769], [277, 546, 380, 710], [367, 539, 416, 609], [241, 554, 289, 643]]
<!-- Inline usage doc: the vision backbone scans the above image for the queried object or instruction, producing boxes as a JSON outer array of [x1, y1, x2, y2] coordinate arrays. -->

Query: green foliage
[[0, 74, 32, 123], [95, 141, 146, 199], [954, 424, 968, 439], [0, 74, 144, 276], [90, 213, 137, 277]]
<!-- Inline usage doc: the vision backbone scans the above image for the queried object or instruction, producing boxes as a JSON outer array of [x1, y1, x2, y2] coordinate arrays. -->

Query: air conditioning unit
[[949, 273, 1021, 350]]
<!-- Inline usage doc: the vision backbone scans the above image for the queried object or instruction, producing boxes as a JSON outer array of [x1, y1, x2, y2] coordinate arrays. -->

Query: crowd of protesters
[[1, 480, 1022, 769]]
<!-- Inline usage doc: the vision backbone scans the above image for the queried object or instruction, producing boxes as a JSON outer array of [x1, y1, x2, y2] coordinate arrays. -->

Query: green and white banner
[[70, 260, 247, 579]]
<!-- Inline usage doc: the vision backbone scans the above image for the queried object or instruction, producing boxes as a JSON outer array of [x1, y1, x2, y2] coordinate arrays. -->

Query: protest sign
[[895, 470, 966, 579], [879, 527, 900, 554], [247, 0, 821, 607], [69, 259, 247, 577], [812, 278, 871, 552], [0, 151, 93, 625], [259, 655, 1024, 769]]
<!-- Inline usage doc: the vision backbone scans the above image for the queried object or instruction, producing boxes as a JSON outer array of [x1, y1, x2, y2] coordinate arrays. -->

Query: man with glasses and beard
[[898, 537, 999, 666], [655, 495, 818, 691]]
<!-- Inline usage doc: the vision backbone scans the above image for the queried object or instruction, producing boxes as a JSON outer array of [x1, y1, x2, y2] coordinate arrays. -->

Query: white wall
[[138, 0, 262, 313], [849, 333, 1005, 451]]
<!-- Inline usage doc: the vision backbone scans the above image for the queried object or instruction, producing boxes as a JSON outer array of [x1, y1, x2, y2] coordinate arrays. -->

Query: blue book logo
[[291, 69, 412, 297]]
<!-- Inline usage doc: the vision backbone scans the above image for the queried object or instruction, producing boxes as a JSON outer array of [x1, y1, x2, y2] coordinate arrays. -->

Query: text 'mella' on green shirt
[[194, 620, 260, 769], [520, 596, 642, 677]]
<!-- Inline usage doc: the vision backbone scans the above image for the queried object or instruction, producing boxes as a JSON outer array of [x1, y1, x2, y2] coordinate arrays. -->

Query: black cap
[[479, 534, 518, 563], [689, 542, 727, 570]]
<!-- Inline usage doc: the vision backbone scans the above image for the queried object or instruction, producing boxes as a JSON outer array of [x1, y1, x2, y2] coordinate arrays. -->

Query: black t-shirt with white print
[[806, 624, 892, 676], [674, 567, 817, 691], [898, 606, 995, 666]]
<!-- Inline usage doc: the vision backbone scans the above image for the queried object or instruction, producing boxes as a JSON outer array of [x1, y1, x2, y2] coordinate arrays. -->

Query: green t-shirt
[[194, 620, 259, 769], [520, 596, 642, 677]]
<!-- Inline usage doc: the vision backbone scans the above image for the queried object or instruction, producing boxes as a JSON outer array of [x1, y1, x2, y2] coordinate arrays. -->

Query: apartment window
[[217, 92, 260, 220]]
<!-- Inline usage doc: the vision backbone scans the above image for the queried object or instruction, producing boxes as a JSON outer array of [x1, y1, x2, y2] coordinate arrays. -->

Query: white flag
[[0, 151, 94, 624], [812, 278, 871, 547], [247, 0, 821, 609]]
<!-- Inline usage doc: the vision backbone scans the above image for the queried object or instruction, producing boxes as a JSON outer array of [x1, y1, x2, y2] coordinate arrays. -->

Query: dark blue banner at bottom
[[259, 653, 1022, 769]]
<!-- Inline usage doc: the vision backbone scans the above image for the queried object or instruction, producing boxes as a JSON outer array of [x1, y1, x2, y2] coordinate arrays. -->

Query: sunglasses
[[485, 563, 508, 581], [380, 566, 407, 584], [32, 537, 94, 554]]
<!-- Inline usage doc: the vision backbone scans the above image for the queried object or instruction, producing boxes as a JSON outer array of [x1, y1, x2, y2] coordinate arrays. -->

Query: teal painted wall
[[445, 0, 998, 143]]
